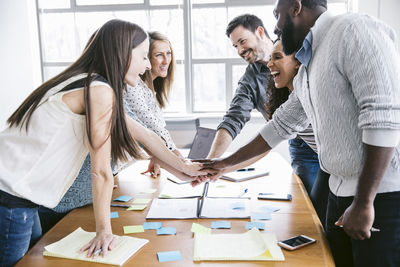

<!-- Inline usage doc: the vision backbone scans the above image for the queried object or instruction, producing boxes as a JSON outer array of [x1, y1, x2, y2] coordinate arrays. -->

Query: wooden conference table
[[17, 152, 334, 267]]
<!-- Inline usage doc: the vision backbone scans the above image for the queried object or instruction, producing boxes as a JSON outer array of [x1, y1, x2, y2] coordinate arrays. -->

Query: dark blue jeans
[[310, 169, 330, 229], [288, 138, 320, 195], [0, 190, 42, 267], [326, 190, 400, 267]]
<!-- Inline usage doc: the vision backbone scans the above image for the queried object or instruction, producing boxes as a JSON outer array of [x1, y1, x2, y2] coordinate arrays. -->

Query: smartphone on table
[[278, 235, 316, 250], [257, 193, 292, 201]]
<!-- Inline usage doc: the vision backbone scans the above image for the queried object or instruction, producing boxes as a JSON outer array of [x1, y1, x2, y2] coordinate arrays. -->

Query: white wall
[[0, 0, 41, 130], [358, 0, 400, 49]]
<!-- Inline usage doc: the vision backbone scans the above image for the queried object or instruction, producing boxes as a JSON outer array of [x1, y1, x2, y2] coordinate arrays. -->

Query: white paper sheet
[[146, 198, 199, 219]]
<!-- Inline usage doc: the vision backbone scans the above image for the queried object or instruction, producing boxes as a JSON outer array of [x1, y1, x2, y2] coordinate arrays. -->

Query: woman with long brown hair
[[0, 19, 204, 266], [38, 31, 184, 235]]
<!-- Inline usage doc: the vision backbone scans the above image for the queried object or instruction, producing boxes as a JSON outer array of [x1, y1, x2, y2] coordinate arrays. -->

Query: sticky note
[[252, 212, 272, 220], [157, 250, 182, 263], [140, 188, 157, 194], [260, 206, 280, 213], [143, 222, 162, 230], [127, 205, 147, 211], [230, 202, 245, 210], [123, 225, 144, 234], [211, 221, 231, 229], [246, 222, 265, 230], [110, 212, 119, 219], [191, 223, 211, 234], [132, 198, 152, 204], [157, 227, 177, 235], [113, 195, 132, 202]]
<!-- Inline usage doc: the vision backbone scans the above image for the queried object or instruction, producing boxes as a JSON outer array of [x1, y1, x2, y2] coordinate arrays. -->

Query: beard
[[281, 13, 303, 55]]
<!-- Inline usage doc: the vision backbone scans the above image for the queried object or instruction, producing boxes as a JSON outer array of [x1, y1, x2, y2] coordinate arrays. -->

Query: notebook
[[221, 167, 269, 182], [158, 182, 205, 198], [146, 182, 251, 219], [187, 127, 217, 159], [43, 227, 148, 266], [193, 228, 284, 261]]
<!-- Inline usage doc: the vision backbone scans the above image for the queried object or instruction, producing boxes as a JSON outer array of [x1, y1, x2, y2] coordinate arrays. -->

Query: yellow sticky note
[[127, 205, 147, 211], [191, 223, 211, 234], [123, 225, 144, 234], [140, 188, 157, 194], [133, 198, 152, 204]]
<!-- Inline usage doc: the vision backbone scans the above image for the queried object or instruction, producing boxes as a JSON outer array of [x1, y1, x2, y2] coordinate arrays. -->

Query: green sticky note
[[123, 225, 144, 234], [127, 204, 147, 211], [132, 198, 152, 204], [191, 223, 211, 234], [140, 188, 157, 194]]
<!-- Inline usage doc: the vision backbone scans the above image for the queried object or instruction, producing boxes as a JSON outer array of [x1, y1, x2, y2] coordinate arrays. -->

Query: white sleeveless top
[[0, 74, 111, 208]]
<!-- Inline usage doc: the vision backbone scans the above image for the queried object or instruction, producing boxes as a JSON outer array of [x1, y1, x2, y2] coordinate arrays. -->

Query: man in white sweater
[[198, 0, 400, 266]]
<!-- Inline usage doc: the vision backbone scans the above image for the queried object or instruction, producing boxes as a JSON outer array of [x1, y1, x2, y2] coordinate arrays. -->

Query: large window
[[36, 0, 349, 114]]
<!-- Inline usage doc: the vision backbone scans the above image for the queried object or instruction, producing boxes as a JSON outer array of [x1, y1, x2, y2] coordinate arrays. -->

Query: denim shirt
[[218, 62, 269, 139], [52, 102, 144, 213]]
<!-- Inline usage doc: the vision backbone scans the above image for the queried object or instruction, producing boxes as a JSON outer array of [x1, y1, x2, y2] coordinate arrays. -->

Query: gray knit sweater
[[261, 11, 400, 197]]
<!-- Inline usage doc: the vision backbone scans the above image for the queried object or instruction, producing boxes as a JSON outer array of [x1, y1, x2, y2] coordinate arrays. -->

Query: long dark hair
[[142, 31, 175, 108], [265, 74, 290, 120], [7, 19, 147, 162]]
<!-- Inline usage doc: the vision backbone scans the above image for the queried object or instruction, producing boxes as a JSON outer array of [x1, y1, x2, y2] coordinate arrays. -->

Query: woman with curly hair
[[267, 39, 329, 228]]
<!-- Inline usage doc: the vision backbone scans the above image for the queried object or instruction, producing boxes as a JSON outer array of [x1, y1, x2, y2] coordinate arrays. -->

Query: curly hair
[[265, 73, 291, 120]]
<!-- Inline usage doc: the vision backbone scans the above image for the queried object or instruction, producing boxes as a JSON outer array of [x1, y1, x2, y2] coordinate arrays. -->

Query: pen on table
[[237, 168, 255, 172], [93, 248, 102, 257], [110, 203, 130, 208], [238, 188, 248, 197], [338, 225, 380, 232]]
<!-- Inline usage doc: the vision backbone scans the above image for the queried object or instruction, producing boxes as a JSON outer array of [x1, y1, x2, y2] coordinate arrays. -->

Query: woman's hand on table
[[141, 158, 161, 178], [80, 230, 118, 258]]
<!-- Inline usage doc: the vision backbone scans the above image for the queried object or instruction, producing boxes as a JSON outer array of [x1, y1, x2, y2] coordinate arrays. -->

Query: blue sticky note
[[230, 202, 245, 210], [143, 222, 162, 230], [113, 195, 132, 202], [157, 250, 182, 262], [260, 206, 280, 213], [246, 222, 265, 230], [110, 212, 119, 219], [252, 212, 272, 220], [157, 227, 177, 235], [211, 221, 231, 229]]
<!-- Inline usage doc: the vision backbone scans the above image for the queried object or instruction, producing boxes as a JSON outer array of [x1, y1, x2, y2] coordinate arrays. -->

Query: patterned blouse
[[124, 79, 176, 151]]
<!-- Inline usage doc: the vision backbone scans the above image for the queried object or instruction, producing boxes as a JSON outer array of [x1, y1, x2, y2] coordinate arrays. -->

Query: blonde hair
[[142, 31, 175, 108]]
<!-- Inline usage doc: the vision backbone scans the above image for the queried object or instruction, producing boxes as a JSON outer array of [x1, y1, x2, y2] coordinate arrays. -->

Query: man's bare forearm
[[355, 144, 395, 205], [207, 128, 233, 158], [222, 134, 271, 168]]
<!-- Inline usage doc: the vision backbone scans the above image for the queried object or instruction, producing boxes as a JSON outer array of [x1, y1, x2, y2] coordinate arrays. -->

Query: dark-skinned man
[[196, 1, 400, 266]]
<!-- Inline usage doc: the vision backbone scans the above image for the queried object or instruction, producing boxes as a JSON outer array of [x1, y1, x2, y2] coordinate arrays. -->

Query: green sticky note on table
[[123, 225, 144, 234], [191, 223, 211, 234], [132, 198, 152, 204], [140, 188, 157, 194], [126, 204, 147, 211]]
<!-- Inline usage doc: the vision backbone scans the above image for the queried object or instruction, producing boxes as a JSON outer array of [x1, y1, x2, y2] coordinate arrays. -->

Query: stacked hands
[[142, 157, 228, 186]]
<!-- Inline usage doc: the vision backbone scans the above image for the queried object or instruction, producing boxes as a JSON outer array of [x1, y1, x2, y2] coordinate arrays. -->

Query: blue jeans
[[0, 190, 42, 267], [288, 138, 320, 195], [326, 190, 400, 267]]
